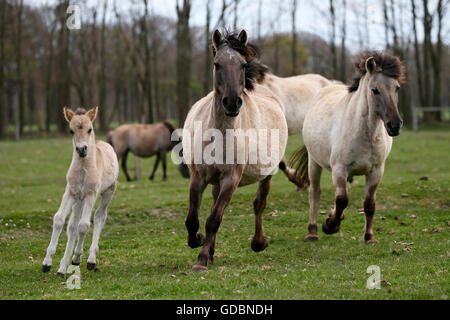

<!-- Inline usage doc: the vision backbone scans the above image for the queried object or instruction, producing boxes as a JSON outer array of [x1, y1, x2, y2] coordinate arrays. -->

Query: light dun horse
[[107, 122, 190, 182], [183, 30, 288, 271], [292, 52, 404, 243], [42, 107, 119, 275]]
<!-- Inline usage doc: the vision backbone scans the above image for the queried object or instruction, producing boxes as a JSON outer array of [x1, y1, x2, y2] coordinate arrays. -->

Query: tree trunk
[[203, 0, 211, 95], [16, 0, 24, 138], [411, 0, 425, 107], [340, 0, 347, 82], [176, 0, 192, 127], [329, 0, 338, 80], [98, 0, 108, 132], [422, 0, 434, 121], [291, 0, 298, 76], [0, 0, 6, 138]]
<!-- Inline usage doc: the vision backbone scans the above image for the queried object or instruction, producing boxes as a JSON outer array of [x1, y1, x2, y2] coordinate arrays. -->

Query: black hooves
[[322, 218, 341, 235], [71, 261, 80, 266], [87, 262, 96, 270], [251, 238, 269, 253], [42, 265, 51, 273], [188, 233, 205, 249]]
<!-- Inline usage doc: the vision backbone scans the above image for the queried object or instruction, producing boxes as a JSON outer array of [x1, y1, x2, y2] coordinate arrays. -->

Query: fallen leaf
[[401, 193, 409, 198], [270, 210, 279, 217]]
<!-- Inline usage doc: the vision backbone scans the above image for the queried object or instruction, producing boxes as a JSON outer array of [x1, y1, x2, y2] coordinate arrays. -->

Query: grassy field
[[0, 128, 449, 300]]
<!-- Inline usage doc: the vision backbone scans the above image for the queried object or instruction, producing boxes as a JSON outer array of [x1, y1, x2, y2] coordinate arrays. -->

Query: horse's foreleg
[[364, 168, 383, 244], [251, 176, 272, 252], [122, 149, 131, 182], [323, 167, 348, 235], [87, 185, 116, 269], [149, 154, 160, 180], [58, 200, 82, 268], [208, 185, 220, 264], [69, 194, 96, 274], [42, 188, 75, 273], [186, 172, 207, 249], [306, 160, 322, 241], [193, 170, 242, 272]]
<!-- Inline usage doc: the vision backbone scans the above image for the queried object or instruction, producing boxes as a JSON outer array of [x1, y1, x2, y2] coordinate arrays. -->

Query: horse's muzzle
[[76, 146, 88, 158], [386, 120, 403, 137]]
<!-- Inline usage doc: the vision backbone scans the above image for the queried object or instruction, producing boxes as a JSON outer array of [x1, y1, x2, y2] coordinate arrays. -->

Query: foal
[[292, 52, 404, 243], [42, 107, 119, 274]]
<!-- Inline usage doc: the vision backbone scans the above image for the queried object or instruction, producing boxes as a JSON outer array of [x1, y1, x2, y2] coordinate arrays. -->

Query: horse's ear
[[238, 30, 248, 46], [63, 107, 74, 123], [212, 29, 223, 53], [86, 106, 98, 122], [365, 57, 377, 74]]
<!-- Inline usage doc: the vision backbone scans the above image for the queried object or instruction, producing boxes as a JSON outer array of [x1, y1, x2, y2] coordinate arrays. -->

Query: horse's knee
[[78, 221, 90, 235], [53, 213, 65, 229]]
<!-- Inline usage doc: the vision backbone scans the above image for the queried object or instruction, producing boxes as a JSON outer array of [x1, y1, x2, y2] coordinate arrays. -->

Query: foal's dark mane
[[348, 51, 405, 93], [214, 31, 270, 91]]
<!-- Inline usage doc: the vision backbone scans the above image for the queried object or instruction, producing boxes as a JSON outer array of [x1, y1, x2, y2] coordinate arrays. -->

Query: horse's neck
[[349, 79, 384, 140], [211, 93, 239, 131]]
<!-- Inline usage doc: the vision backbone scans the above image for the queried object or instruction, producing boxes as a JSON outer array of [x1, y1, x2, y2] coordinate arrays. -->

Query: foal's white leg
[[71, 193, 96, 271], [364, 167, 383, 244], [306, 160, 322, 241], [87, 185, 116, 270], [42, 187, 76, 272], [57, 201, 82, 273]]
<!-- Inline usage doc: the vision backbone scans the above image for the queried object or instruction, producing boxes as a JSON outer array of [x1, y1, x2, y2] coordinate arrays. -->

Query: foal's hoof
[[305, 234, 319, 242], [188, 233, 205, 249], [251, 237, 269, 253], [42, 265, 51, 273], [71, 260, 80, 266], [192, 264, 208, 272], [87, 262, 96, 271], [322, 218, 341, 235]]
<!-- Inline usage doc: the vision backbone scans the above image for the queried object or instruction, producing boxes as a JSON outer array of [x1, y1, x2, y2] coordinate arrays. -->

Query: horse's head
[[362, 53, 405, 137], [212, 29, 253, 117], [64, 107, 98, 158]]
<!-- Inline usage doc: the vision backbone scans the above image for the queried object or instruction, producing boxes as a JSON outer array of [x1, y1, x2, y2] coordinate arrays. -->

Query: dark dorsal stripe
[[348, 51, 405, 93]]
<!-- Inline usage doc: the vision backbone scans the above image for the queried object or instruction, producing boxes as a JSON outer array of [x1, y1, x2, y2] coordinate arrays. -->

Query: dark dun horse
[[182, 30, 288, 271], [107, 121, 190, 181]]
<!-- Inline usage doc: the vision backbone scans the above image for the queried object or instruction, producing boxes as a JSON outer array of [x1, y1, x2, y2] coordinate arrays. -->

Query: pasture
[[0, 128, 449, 300]]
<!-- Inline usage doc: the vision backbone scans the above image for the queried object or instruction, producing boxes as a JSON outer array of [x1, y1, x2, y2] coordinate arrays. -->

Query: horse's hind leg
[[186, 172, 207, 249], [122, 149, 132, 182], [306, 160, 322, 242], [42, 188, 75, 273], [208, 185, 220, 264], [363, 168, 383, 244], [251, 176, 272, 252], [149, 154, 160, 180], [87, 184, 116, 269], [323, 167, 348, 235]]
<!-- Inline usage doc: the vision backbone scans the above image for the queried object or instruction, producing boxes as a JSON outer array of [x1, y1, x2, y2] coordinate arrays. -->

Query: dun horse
[[291, 52, 404, 243], [107, 121, 190, 182], [183, 30, 288, 271], [43, 107, 119, 274]]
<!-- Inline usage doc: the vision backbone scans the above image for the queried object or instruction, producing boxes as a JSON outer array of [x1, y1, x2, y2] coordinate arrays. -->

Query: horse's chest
[[67, 170, 99, 199], [346, 143, 387, 175]]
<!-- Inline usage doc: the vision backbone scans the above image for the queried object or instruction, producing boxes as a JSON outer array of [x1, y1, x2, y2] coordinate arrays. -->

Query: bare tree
[[340, 0, 347, 82], [329, 0, 338, 79], [16, 0, 24, 138], [0, 0, 6, 138], [291, 0, 298, 75], [98, 0, 108, 132], [176, 0, 192, 126], [411, 0, 425, 106], [429, 0, 445, 113], [203, 0, 212, 95]]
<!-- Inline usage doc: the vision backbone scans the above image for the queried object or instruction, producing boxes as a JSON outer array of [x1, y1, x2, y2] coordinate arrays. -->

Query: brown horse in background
[[107, 121, 190, 182]]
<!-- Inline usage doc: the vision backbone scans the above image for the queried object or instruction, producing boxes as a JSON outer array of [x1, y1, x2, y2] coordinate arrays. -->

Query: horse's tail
[[106, 132, 115, 150], [162, 120, 177, 135], [288, 145, 310, 189]]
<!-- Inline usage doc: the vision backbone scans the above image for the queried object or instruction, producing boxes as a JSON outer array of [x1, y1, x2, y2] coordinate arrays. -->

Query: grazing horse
[[43, 107, 119, 274], [107, 121, 190, 182], [182, 30, 288, 271], [291, 52, 404, 243]]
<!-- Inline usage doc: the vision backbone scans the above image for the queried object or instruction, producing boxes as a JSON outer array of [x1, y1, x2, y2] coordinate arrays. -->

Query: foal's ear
[[63, 107, 75, 123], [238, 30, 248, 46], [212, 29, 223, 53], [365, 57, 377, 74], [86, 106, 98, 122]]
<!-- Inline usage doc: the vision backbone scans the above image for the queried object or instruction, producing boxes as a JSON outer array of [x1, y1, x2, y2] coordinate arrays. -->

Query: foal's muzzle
[[76, 146, 88, 158]]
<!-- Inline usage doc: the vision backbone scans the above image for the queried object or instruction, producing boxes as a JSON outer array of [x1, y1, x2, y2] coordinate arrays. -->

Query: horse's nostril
[[222, 97, 229, 108], [236, 97, 243, 108]]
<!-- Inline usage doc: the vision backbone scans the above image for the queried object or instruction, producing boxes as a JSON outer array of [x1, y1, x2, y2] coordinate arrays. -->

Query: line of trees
[[0, 0, 448, 139]]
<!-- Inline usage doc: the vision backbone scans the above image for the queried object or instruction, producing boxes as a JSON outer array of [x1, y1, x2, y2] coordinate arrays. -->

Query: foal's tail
[[288, 145, 310, 189]]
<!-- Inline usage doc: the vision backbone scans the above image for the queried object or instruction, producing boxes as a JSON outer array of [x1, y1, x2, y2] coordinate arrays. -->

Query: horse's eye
[[372, 88, 380, 95], [70, 130, 74, 135], [88, 128, 92, 134]]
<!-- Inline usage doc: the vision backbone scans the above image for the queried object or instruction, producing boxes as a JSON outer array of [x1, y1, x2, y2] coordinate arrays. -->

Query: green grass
[[0, 129, 449, 300]]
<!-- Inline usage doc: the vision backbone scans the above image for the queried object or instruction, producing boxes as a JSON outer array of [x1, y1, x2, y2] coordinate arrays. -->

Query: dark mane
[[75, 108, 87, 115], [214, 31, 270, 91], [348, 51, 405, 93]]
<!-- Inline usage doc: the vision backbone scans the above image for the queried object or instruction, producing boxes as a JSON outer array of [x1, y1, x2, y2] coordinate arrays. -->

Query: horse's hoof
[[188, 233, 205, 249], [71, 260, 80, 266], [149, 176, 154, 181], [365, 239, 378, 244], [192, 264, 208, 272], [87, 262, 96, 270], [42, 265, 51, 273], [251, 237, 269, 252], [364, 234, 378, 244], [322, 218, 340, 235], [305, 234, 319, 242], [56, 272, 65, 277]]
